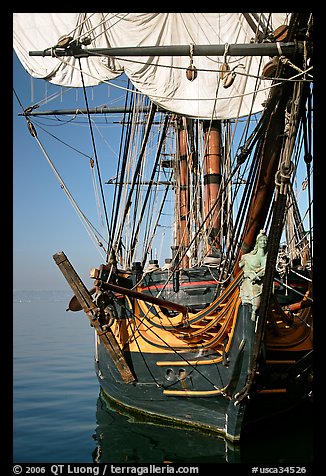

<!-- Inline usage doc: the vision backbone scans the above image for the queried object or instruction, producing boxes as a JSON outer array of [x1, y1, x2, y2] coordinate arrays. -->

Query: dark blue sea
[[13, 291, 313, 471]]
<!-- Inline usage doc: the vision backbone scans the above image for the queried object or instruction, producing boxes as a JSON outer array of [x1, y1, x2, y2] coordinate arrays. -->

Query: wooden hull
[[95, 305, 254, 442], [94, 300, 312, 442], [54, 253, 312, 443]]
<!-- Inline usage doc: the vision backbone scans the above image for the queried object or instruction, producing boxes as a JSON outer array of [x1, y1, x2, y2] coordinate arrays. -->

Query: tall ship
[[13, 12, 313, 443]]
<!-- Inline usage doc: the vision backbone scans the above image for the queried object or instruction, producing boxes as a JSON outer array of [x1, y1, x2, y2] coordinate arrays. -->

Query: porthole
[[165, 368, 175, 381], [178, 368, 186, 380]]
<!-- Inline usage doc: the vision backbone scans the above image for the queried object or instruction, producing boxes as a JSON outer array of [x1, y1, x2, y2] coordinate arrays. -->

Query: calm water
[[13, 292, 313, 465]]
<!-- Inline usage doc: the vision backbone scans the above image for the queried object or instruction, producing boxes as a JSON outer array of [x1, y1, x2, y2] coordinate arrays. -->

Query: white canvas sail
[[13, 13, 289, 119]]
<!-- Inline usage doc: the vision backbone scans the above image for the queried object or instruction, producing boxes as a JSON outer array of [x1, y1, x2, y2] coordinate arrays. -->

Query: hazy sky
[[13, 51, 124, 291]]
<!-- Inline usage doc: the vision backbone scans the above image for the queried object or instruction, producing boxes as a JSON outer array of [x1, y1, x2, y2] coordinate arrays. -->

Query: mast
[[177, 117, 190, 268], [240, 89, 288, 256], [203, 120, 222, 253]]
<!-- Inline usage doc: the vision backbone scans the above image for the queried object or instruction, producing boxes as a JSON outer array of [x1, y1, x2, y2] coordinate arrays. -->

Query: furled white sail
[[13, 13, 289, 119]]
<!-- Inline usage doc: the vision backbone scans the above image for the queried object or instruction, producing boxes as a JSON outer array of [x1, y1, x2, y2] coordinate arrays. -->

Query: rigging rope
[[113, 102, 157, 262], [129, 114, 171, 264], [108, 80, 134, 262], [124, 302, 227, 391], [21, 132, 107, 260], [78, 58, 112, 258], [52, 51, 313, 106]]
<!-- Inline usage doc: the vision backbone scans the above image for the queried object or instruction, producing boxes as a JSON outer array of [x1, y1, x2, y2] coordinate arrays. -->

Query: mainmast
[[203, 120, 222, 253], [177, 117, 190, 268]]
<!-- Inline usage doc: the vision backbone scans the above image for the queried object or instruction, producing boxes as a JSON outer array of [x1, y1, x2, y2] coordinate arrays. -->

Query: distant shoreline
[[13, 289, 71, 302]]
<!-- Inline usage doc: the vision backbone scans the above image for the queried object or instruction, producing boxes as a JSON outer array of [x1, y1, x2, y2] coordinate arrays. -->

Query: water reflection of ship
[[92, 390, 313, 464], [92, 390, 241, 464]]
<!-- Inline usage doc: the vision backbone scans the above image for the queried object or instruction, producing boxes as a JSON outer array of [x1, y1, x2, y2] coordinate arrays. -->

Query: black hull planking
[[95, 275, 312, 443], [95, 306, 260, 442]]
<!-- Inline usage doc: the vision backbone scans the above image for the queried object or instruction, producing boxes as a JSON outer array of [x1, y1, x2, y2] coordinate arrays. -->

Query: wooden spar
[[94, 280, 193, 316], [20, 106, 155, 117], [238, 88, 288, 259], [29, 42, 304, 58], [177, 117, 190, 268], [203, 120, 222, 252], [52, 251, 135, 384]]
